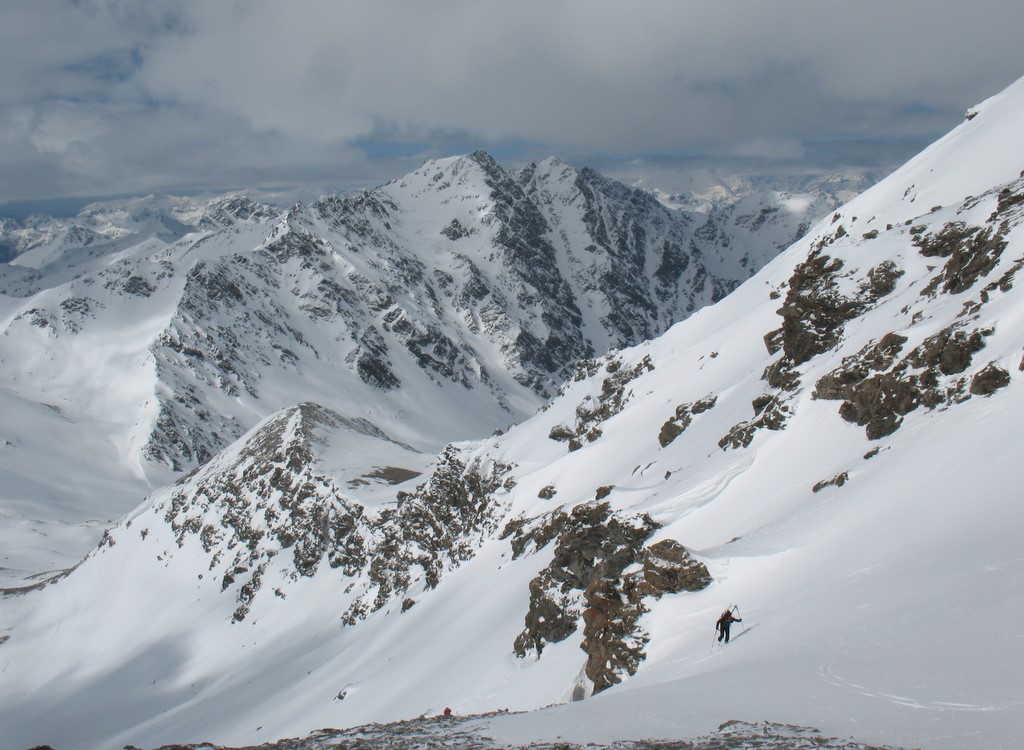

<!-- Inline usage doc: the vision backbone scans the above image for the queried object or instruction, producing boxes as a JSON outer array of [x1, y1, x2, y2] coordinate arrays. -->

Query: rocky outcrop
[[812, 472, 849, 493], [915, 176, 1024, 303], [720, 241, 905, 451], [548, 354, 655, 451], [658, 395, 717, 447], [769, 249, 903, 371], [813, 325, 995, 439], [718, 392, 792, 450], [503, 502, 710, 694], [157, 403, 514, 623], [914, 220, 1009, 296], [776, 250, 858, 367], [641, 539, 714, 595], [802, 176, 1024, 440], [970, 362, 1011, 395], [124, 715, 914, 750]]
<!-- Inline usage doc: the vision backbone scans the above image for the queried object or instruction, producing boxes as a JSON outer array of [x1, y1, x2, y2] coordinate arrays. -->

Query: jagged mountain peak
[[396, 148, 510, 191]]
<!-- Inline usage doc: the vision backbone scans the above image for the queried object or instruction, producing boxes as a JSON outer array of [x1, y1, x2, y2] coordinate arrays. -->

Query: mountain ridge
[[0, 151, 846, 579]]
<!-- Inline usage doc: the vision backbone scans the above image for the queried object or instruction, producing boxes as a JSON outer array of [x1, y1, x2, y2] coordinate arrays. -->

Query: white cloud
[[729, 136, 807, 162], [1, 0, 1023, 205]]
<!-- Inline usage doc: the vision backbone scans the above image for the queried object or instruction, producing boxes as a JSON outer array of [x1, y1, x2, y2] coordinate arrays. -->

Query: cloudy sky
[[2, 0, 1024, 214]]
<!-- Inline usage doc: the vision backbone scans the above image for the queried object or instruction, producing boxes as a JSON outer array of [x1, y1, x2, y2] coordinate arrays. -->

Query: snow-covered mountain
[[0, 153, 836, 582], [3, 72, 1023, 750], [666, 171, 875, 266]]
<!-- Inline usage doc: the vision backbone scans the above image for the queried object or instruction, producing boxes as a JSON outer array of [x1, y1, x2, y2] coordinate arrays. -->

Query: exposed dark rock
[[131, 714, 913, 749], [864, 260, 904, 299], [378, 445, 515, 606], [995, 185, 1024, 215], [777, 252, 868, 366], [510, 503, 656, 661], [761, 358, 800, 391], [814, 326, 993, 438], [160, 404, 514, 624], [382, 308, 475, 389], [718, 393, 791, 450], [501, 509, 568, 561], [548, 424, 575, 442], [814, 333, 909, 401], [691, 395, 717, 414], [641, 540, 713, 595], [555, 354, 655, 451], [739, 251, 907, 450], [914, 220, 1009, 295], [763, 328, 784, 355], [658, 395, 717, 447], [812, 472, 849, 493], [838, 375, 923, 439], [507, 502, 709, 694], [970, 363, 1011, 395], [353, 326, 401, 390], [658, 409, 690, 447], [718, 422, 757, 451], [440, 218, 474, 240], [908, 327, 990, 376], [758, 253, 905, 425], [124, 274, 156, 296], [581, 574, 648, 694]]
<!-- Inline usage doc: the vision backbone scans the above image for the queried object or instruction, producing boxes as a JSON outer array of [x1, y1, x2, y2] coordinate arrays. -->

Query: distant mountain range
[[0, 152, 856, 580]]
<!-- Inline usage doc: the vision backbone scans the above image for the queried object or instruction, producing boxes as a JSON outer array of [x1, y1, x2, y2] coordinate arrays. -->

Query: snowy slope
[[4, 75, 1024, 750], [0, 154, 805, 583]]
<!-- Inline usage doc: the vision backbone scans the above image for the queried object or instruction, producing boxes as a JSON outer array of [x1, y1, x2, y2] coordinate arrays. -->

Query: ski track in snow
[[817, 665, 1005, 713]]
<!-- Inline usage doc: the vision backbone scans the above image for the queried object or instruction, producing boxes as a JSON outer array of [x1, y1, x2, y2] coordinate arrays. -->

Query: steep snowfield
[[3, 78, 1024, 750]]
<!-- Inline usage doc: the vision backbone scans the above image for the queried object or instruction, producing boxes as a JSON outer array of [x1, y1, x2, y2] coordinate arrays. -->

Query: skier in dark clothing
[[716, 608, 742, 643]]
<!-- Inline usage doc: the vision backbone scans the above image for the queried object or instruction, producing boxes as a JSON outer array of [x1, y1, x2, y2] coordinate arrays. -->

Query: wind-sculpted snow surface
[[5, 79, 1024, 750]]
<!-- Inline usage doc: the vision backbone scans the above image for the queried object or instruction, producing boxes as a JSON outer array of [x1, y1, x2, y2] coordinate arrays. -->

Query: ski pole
[[733, 605, 747, 636]]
